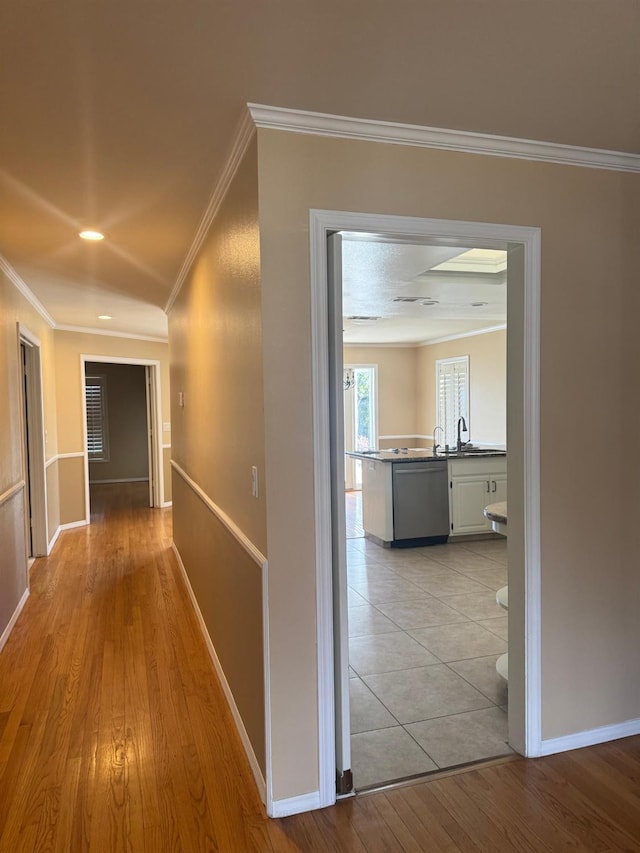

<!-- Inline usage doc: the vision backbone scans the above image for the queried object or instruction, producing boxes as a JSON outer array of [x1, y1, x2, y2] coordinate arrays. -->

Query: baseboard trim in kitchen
[[268, 790, 323, 818], [539, 718, 640, 756]]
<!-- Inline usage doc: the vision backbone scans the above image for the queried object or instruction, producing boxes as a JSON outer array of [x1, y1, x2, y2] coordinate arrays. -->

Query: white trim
[[0, 480, 25, 508], [48, 451, 85, 465], [165, 109, 256, 314], [249, 103, 640, 174], [162, 443, 171, 449], [47, 524, 61, 554], [310, 209, 541, 806], [0, 255, 55, 327], [59, 520, 88, 531], [378, 434, 431, 441], [540, 719, 640, 757], [262, 546, 274, 816], [171, 542, 267, 803], [269, 791, 323, 819], [161, 501, 172, 508], [55, 324, 167, 343], [89, 477, 149, 484], [419, 324, 507, 347], [0, 588, 29, 654], [171, 461, 267, 568]]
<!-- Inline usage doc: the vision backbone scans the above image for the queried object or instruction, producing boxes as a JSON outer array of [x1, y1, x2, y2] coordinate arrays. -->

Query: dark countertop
[[346, 447, 507, 463]]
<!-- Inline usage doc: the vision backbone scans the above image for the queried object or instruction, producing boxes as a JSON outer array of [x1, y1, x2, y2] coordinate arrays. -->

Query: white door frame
[[343, 363, 378, 490], [80, 355, 165, 520], [309, 209, 541, 808], [17, 324, 49, 557]]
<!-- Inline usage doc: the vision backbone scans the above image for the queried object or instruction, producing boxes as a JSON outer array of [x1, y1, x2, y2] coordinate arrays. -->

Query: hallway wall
[[168, 136, 267, 778], [0, 269, 58, 642], [53, 331, 171, 521], [256, 127, 639, 799]]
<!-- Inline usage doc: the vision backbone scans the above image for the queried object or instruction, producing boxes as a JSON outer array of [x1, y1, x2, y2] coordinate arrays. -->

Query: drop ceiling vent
[[347, 316, 381, 321], [392, 297, 421, 303]]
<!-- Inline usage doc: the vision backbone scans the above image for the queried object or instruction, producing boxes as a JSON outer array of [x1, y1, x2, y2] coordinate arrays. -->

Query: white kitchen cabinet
[[360, 458, 394, 542], [448, 457, 507, 537]]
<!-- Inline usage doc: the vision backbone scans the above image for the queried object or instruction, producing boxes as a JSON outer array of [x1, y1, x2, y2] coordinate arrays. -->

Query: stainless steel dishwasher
[[391, 460, 449, 545]]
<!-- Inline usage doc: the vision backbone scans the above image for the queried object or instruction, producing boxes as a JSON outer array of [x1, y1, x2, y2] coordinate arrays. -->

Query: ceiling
[[342, 242, 507, 345], [1, 2, 638, 340]]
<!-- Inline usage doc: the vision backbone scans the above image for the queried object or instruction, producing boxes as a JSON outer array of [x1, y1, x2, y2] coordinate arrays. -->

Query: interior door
[[327, 231, 352, 794]]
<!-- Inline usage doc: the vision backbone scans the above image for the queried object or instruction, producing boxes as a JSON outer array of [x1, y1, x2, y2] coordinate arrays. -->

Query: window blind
[[436, 357, 469, 447], [85, 375, 109, 461]]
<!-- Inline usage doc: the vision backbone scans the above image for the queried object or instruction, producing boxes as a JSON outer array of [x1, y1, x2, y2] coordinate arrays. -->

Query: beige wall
[[168, 137, 266, 774], [0, 269, 58, 639], [416, 330, 507, 446], [256, 127, 639, 799], [344, 345, 418, 443], [87, 362, 149, 483], [53, 331, 170, 521]]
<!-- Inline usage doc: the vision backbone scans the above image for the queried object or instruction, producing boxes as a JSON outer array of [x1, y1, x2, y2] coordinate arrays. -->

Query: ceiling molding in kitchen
[[0, 254, 55, 328], [164, 108, 257, 314], [418, 323, 507, 347], [248, 104, 640, 174]]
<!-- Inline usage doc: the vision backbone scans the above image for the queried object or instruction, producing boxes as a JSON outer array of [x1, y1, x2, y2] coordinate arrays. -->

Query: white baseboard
[[0, 588, 29, 654], [540, 718, 640, 756], [268, 790, 323, 819], [89, 477, 149, 484], [161, 501, 172, 508], [171, 542, 267, 804], [48, 519, 88, 554]]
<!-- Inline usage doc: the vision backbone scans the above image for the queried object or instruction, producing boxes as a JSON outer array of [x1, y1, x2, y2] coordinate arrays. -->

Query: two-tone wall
[[0, 269, 57, 646], [0, 284, 171, 646], [168, 137, 267, 783]]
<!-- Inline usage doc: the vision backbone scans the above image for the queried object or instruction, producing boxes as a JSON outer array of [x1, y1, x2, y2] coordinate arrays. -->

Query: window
[[85, 374, 110, 461], [436, 356, 469, 447]]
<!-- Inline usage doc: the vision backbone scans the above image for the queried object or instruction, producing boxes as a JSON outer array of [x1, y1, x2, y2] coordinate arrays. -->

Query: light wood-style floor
[[2, 483, 640, 851]]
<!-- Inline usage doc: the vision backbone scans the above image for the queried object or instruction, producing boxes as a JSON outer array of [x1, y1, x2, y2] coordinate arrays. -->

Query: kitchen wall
[[0, 268, 58, 643], [343, 345, 419, 446], [168, 136, 267, 778], [87, 362, 149, 484], [256, 126, 638, 801], [416, 329, 506, 447], [345, 331, 507, 451]]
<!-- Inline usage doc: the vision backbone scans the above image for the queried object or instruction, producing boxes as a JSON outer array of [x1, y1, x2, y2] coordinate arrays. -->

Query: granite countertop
[[484, 501, 507, 526], [346, 447, 507, 463]]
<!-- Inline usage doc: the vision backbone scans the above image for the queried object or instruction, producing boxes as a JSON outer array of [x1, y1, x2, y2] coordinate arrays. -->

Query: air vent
[[347, 316, 381, 321], [421, 299, 440, 306], [392, 296, 421, 303]]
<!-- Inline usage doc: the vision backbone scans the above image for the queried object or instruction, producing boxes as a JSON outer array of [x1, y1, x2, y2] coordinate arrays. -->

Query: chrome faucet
[[456, 416, 468, 451], [432, 425, 445, 455]]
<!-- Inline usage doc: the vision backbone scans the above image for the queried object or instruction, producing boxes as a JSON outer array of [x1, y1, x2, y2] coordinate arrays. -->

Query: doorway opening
[[310, 210, 541, 808], [80, 356, 165, 520], [18, 325, 48, 560]]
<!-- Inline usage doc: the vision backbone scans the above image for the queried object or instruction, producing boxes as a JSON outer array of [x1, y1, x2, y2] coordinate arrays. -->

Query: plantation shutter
[[85, 375, 109, 460], [436, 357, 469, 447]]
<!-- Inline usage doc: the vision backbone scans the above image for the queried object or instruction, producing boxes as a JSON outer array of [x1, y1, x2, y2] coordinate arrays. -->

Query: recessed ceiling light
[[79, 229, 105, 241], [98, 314, 112, 320]]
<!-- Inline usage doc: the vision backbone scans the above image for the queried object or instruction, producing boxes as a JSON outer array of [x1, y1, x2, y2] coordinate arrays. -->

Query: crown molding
[[165, 108, 257, 314], [248, 104, 640, 174], [55, 324, 167, 343], [419, 323, 507, 347], [0, 255, 55, 327]]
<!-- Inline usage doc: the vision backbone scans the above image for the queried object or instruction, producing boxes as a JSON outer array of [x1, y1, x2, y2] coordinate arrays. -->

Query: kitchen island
[[348, 447, 507, 547]]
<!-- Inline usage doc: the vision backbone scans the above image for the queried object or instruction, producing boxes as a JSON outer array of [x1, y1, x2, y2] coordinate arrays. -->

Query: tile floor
[[346, 503, 512, 789]]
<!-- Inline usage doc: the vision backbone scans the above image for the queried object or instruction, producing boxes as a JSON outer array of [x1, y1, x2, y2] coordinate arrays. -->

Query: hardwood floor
[[1, 483, 640, 851]]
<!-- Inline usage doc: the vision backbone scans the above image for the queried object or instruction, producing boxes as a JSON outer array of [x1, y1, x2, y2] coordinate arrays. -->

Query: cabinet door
[[489, 475, 507, 505], [450, 475, 493, 535]]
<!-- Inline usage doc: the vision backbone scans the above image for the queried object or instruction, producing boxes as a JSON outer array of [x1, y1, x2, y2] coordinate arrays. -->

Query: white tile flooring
[[347, 533, 512, 789]]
